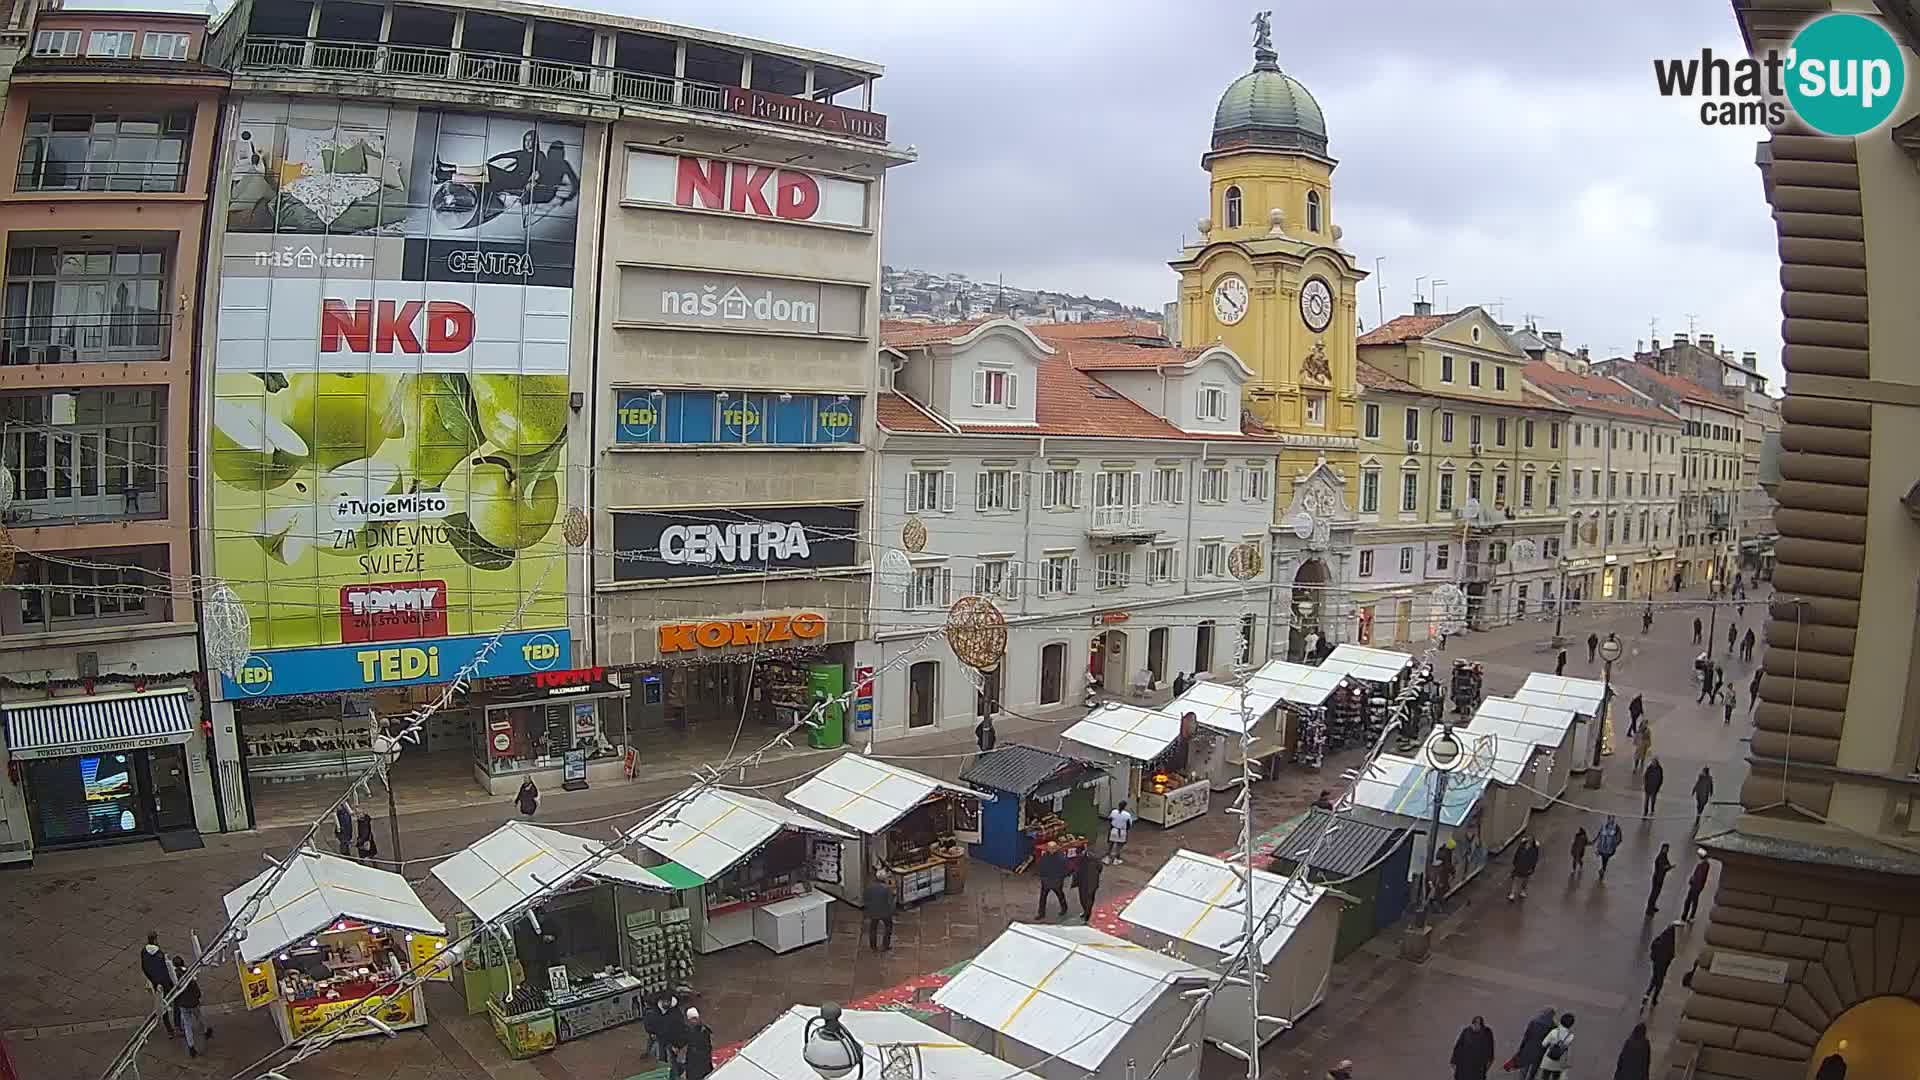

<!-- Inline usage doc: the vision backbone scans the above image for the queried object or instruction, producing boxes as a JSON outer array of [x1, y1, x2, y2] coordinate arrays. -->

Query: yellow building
[[1170, 17, 1370, 658], [1354, 305, 1570, 633]]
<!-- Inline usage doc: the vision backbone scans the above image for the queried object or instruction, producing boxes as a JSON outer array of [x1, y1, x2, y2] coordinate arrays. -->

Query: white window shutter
[[905, 475, 920, 514], [1006, 371, 1019, 409], [974, 471, 986, 511], [1072, 471, 1084, 508], [972, 368, 986, 406], [1009, 470, 1022, 509], [1173, 547, 1182, 581], [1006, 564, 1020, 599], [1069, 557, 1081, 593], [1129, 470, 1143, 507], [940, 470, 955, 511], [940, 567, 953, 605]]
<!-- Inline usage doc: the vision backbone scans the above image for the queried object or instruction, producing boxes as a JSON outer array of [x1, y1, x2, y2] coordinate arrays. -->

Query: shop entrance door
[[908, 661, 937, 729], [1039, 643, 1065, 706], [1147, 628, 1168, 686], [147, 744, 195, 832], [25, 751, 146, 846], [1195, 621, 1214, 673]]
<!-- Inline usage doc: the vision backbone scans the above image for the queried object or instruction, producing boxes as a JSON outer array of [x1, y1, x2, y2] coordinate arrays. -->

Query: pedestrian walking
[[139, 932, 178, 1037], [1430, 840, 1457, 909], [863, 872, 896, 950], [1723, 690, 1736, 724], [1538, 1014, 1576, 1078], [1643, 757, 1665, 818], [1555, 648, 1567, 677], [680, 1007, 714, 1080], [1727, 622, 1738, 655], [1750, 667, 1764, 711], [1673, 571, 1683, 593], [334, 801, 354, 856], [1632, 724, 1653, 775], [1568, 826, 1590, 875], [170, 955, 213, 1057], [1644, 921, 1681, 1007], [1508, 1007, 1556, 1079], [1507, 834, 1541, 901], [1817, 1053, 1850, 1080], [974, 712, 997, 753], [643, 994, 676, 1062], [1692, 768, 1714, 821], [1742, 628, 1757, 662], [354, 811, 378, 863], [1641, 606, 1654, 634], [1451, 1015, 1497, 1080], [1074, 850, 1103, 919], [658, 996, 690, 1080], [1614, 1022, 1653, 1080], [1692, 616, 1702, 644], [1106, 801, 1134, 864], [516, 777, 540, 817], [1035, 842, 1069, 919], [1647, 843, 1674, 917], [1626, 694, 1645, 737], [1587, 632, 1599, 664], [1595, 815, 1622, 879], [1313, 789, 1335, 810], [1696, 662, 1715, 704], [1682, 851, 1713, 922], [1712, 663, 1724, 699]]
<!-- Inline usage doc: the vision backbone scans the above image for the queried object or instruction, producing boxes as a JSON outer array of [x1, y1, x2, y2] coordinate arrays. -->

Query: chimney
[[1651, 337, 1661, 352], [1577, 346, 1590, 362], [1543, 331, 1563, 349], [1673, 332, 1689, 347], [1742, 350, 1757, 370], [1413, 299, 1432, 317], [1699, 333, 1715, 353]]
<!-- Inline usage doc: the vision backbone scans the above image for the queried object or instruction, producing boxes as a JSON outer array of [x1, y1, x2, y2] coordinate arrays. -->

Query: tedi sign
[[1654, 13, 1906, 134]]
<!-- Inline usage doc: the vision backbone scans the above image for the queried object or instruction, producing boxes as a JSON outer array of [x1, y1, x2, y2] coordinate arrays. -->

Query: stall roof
[[1266, 808, 1408, 878], [1316, 644, 1414, 685], [1350, 755, 1488, 827], [1061, 703, 1183, 761], [784, 755, 991, 836], [958, 743, 1106, 798], [1120, 849, 1328, 965], [1169, 679, 1283, 735], [1431, 726, 1533, 786], [431, 821, 674, 923], [932, 923, 1208, 1072], [715, 1005, 1046, 1080], [1248, 659, 1346, 707], [626, 788, 850, 882], [1513, 673, 1607, 715], [1470, 696, 1579, 749], [223, 848, 443, 964]]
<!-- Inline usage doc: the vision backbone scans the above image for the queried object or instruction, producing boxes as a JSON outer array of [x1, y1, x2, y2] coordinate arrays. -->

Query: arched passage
[[1289, 558, 1330, 660], [1808, 996, 1920, 1080]]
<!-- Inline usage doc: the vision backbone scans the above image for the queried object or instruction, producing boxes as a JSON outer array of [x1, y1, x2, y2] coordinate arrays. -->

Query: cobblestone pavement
[[0, 589, 1763, 1080]]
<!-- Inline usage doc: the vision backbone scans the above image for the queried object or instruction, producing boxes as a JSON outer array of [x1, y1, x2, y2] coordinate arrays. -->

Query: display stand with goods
[[1450, 660, 1485, 715], [1240, 659, 1345, 772], [623, 908, 694, 997], [783, 755, 990, 909], [957, 744, 1108, 871], [1061, 703, 1210, 828]]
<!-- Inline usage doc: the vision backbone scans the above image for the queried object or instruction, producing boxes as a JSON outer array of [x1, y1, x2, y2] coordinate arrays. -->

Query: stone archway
[[1289, 558, 1330, 660], [1808, 996, 1920, 1079]]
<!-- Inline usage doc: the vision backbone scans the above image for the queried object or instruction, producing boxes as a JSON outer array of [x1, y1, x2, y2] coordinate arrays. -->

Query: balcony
[[15, 158, 188, 195], [1088, 505, 1159, 544], [0, 313, 172, 365]]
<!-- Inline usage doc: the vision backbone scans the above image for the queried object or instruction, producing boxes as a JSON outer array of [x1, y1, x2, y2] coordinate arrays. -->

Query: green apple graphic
[[274, 373, 407, 472], [258, 461, 404, 565], [470, 374, 569, 457], [411, 373, 484, 489], [211, 398, 310, 490], [441, 442, 561, 570]]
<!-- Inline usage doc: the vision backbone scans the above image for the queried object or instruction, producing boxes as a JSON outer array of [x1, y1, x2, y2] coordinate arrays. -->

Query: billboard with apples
[[210, 100, 581, 696]]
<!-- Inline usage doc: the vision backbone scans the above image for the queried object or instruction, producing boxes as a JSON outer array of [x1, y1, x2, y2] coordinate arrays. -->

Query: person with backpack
[[1538, 1013, 1576, 1078], [1508, 1007, 1555, 1079], [516, 777, 540, 817], [1614, 1022, 1653, 1080], [1587, 633, 1599, 664], [1568, 826, 1590, 876], [354, 811, 378, 864], [1594, 815, 1623, 879]]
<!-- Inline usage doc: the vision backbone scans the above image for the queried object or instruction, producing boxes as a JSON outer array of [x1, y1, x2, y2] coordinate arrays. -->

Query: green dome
[[1211, 59, 1327, 157]]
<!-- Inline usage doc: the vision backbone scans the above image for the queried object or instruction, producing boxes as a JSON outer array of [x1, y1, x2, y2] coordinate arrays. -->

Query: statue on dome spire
[[1252, 10, 1277, 67]]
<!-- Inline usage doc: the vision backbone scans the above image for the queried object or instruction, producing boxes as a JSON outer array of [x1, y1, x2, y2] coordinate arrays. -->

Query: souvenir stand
[[1119, 849, 1338, 1057], [1466, 696, 1579, 810], [1247, 659, 1346, 768], [625, 788, 850, 956], [713, 1005, 1046, 1080], [1061, 703, 1210, 828], [1511, 674, 1608, 772], [1449, 659, 1486, 715], [431, 821, 682, 1055], [1423, 726, 1534, 854], [1266, 808, 1412, 960], [1347, 753, 1493, 900], [1315, 644, 1414, 752], [934, 922, 1210, 1080], [782, 755, 991, 909], [1166, 679, 1286, 790], [956, 743, 1107, 871], [223, 848, 450, 1046]]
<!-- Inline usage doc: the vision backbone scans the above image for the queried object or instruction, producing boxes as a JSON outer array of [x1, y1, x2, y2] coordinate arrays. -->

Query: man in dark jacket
[[170, 955, 212, 1056], [657, 997, 691, 1080], [1035, 842, 1069, 919], [680, 1007, 714, 1080], [1450, 1015, 1496, 1080], [1513, 1007, 1556, 1078], [139, 932, 177, 1036], [1682, 852, 1713, 923], [1750, 666, 1764, 711], [1555, 649, 1568, 676], [1692, 616, 1703, 644], [1692, 768, 1714, 822], [1645, 922, 1681, 1007], [1507, 835, 1541, 901], [1728, 621, 1738, 656], [1615, 1022, 1653, 1080], [863, 872, 896, 950], [1587, 633, 1599, 664], [1642, 758, 1665, 818], [1626, 694, 1645, 737], [1646, 844, 1674, 918], [1074, 852, 1103, 920]]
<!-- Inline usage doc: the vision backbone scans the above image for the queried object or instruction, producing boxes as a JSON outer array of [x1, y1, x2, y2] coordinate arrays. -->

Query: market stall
[[714, 1005, 1046, 1080], [1247, 660, 1347, 769], [1511, 674, 1608, 772], [957, 743, 1108, 871], [1347, 753, 1493, 900], [1467, 696, 1579, 809], [783, 755, 989, 909], [223, 848, 450, 1046], [1423, 726, 1534, 854], [1166, 680, 1285, 790], [1266, 808, 1412, 960], [431, 820, 684, 1054], [625, 788, 850, 955], [1061, 704, 1210, 827], [1316, 643, 1415, 687], [1120, 849, 1338, 1057]]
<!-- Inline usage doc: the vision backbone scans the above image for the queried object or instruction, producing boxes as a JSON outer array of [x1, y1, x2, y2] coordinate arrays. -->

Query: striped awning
[[4, 689, 195, 761]]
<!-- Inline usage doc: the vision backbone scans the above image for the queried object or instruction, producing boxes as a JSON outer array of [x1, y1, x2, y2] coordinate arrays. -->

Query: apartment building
[[868, 319, 1276, 737], [1733, 367, 1781, 577], [0, 7, 225, 861], [1598, 358, 1745, 589]]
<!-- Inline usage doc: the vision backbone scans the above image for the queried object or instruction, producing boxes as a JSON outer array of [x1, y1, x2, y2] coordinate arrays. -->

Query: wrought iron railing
[[15, 157, 187, 194], [0, 312, 172, 364], [1091, 505, 1144, 530]]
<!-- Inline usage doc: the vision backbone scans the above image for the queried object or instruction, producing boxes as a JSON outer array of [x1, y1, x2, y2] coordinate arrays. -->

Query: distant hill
[[881, 265, 1160, 325]]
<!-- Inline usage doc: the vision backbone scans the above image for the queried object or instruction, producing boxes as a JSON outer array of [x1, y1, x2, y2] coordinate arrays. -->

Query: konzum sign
[[624, 151, 869, 229], [657, 612, 828, 654]]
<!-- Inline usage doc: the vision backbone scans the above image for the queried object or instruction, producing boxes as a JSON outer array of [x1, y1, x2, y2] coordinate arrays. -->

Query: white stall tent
[[1468, 696, 1579, 810], [431, 820, 675, 923], [1120, 849, 1338, 1054], [625, 788, 851, 880], [1061, 703, 1183, 762], [1349, 754, 1496, 894], [714, 1005, 1046, 1080], [1248, 659, 1347, 707], [1316, 644, 1414, 685], [226, 848, 445, 965], [782, 755, 990, 906], [934, 922, 1209, 1080], [1512, 674, 1608, 772], [1422, 728, 1533, 855], [1061, 704, 1209, 825], [1168, 680, 1285, 791]]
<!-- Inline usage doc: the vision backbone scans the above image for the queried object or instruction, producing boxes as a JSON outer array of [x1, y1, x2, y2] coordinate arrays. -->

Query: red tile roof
[[1055, 339, 1209, 371], [1027, 318, 1167, 342], [875, 391, 952, 434], [1520, 388, 1572, 413], [1521, 362, 1677, 424], [1614, 363, 1743, 412], [1356, 362, 1418, 393], [1356, 310, 1462, 346], [880, 319, 995, 347], [880, 360, 1257, 441]]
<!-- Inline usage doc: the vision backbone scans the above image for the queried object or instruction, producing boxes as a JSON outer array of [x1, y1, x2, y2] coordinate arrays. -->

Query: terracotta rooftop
[[1607, 361, 1743, 412], [1027, 318, 1167, 342], [877, 358, 1255, 441], [1357, 361, 1571, 413], [875, 391, 951, 434], [1356, 362, 1418, 393], [1355, 310, 1462, 346], [880, 319, 996, 347], [1054, 339, 1209, 371], [1521, 362, 1678, 424]]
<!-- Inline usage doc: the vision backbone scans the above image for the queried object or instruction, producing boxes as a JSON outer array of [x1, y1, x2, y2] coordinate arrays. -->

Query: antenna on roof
[[1685, 312, 1700, 337], [1432, 279, 1449, 309]]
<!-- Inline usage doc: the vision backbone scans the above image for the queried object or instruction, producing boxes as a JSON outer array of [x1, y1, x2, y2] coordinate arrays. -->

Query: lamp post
[[1585, 633, 1624, 789], [1552, 557, 1569, 647], [372, 727, 404, 865], [1403, 725, 1462, 961]]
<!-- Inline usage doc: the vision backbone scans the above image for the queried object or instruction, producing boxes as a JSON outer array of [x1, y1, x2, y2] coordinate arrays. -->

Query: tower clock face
[[1300, 276, 1334, 333], [1212, 275, 1249, 326]]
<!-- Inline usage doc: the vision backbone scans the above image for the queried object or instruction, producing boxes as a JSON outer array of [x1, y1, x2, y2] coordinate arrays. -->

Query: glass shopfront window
[[26, 751, 145, 844], [474, 695, 623, 777]]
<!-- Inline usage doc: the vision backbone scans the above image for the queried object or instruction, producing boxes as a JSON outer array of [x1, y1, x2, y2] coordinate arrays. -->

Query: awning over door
[[3, 689, 195, 761]]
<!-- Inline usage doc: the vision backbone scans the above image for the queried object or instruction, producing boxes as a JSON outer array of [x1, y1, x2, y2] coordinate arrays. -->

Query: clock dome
[[1211, 38, 1328, 158]]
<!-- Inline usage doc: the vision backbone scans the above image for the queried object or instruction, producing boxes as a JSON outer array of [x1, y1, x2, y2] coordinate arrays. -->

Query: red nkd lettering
[[775, 170, 820, 220], [674, 156, 727, 211], [321, 299, 475, 354], [728, 163, 777, 217]]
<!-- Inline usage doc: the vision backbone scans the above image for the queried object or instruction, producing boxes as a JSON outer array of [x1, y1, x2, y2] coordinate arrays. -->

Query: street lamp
[[1551, 557, 1570, 647], [804, 1002, 864, 1080], [1586, 633, 1624, 789], [372, 728, 405, 864], [1403, 725, 1462, 961]]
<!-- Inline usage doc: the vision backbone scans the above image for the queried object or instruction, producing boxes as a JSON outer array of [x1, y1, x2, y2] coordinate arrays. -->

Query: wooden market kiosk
[[1347, 753, 1495, 901], [431, 820, 684, 1056], [1421, 725, 1536, 855], [1061, 704, 1210, 827], [1466, 696, 1579, 810], [222, 848, 450, 1045], [1246, 659, 1347, 770], [1511, 674, 1608, 773], [1166, 679, 1286, 791], [956, 743, 1108, 871], [783, 754, 990, 908], [626, 787, 850, 956]]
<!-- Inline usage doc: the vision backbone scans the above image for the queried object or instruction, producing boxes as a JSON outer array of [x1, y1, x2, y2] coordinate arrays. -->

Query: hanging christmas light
[[563, 506, 590, 548], [0, 463, 15, 513], [945, 594, 1007, 670], [204, 582, 254, 678], [0, 523, 16, 582]]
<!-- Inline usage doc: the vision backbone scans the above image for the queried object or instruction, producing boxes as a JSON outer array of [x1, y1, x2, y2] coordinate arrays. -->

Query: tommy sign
[[624, 151, 869, 229], [611, 504, 858, 581]]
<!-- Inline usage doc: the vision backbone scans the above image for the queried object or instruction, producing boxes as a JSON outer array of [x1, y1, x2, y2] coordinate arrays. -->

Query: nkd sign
[[624, 150, 869, 229]]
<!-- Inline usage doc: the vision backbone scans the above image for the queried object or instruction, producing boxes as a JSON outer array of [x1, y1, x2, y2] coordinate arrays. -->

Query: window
[[32, 30, 81, 56], [1470, 415, 1483, 446], [1438, 471, 1454, 511], [1200, 465, 1229, 503], [18, 110, 194, 193], [1306, 190, 1322, 232], [1639, 510, 1650, 541], [16, 552, 153, 629], [140, 31, 190, 59], [1404, 408, 1420, 443], [973, 558, 1017, 599], [1608, 471, 1618, 497], [1494, 472, 1508, 506], [1304, 393, 1326, 425], [908, 565, 952, 610], [1400, 471, 1418, 513], [1523, 419, 1535, 448], [1195, 541, 1226, 579], [1199, 384, 1227, 421], [1626, 474, 1633, 496], [1398, 547, 1414, 574], [1623, 514, 1633, 542], [1441, 412, 1455, 443], [1543, 537, 1560, 559], [1148, 545, 1179, 585], [1572, 471, 1582, 498], [1040, 554, 1078, 596], [1358, 549, 1375, 577], [1573, 424, 1583, 448], [1360, 468, 1380, 513], [1469, 359, 1482, 387], [1610, 428, 1619, 449], [1435, 544, 1451, 570], [1495, 366, 1508, 391], [975, 468, 1021, 511], [1550, 423, 1560, 449], [1096, 551, 1131, 590], [1151, 465, 1183, 505], [1441, 355, 1455, 383], [1489, 541, 1508, 562], [1606, 514, 1616, 544], [1094, 469, 1141, 526], [86, 30, 135, 58], [1224, 185, 1243, 228], [905, 468, 953, 513], [1495, 417, 1508, 447], [1042, 467, 1082, 510], [973, 367, 1017, 407], [1591, 468, 1600, 494], [4, 245, 172, 359], [1467, 470, 1483, 501], [2, 390, 164, 520], [1548, 475, 1560, 507], [1522, 474, 1535, 508], [1363, 403, 1381, 439], [1242, 463, 1270, 502]]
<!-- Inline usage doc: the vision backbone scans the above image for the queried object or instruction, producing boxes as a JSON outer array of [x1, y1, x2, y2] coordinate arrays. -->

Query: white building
[[866, 318, 1279, 737]]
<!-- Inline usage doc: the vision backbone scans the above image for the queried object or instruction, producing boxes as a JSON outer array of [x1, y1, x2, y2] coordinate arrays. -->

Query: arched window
[[1224, 186, 1243, 228], [1306, 190, 1323, 232]]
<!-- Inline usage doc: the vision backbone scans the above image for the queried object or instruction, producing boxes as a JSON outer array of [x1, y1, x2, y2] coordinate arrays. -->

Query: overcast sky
[[605, 0, 1782, 378]]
